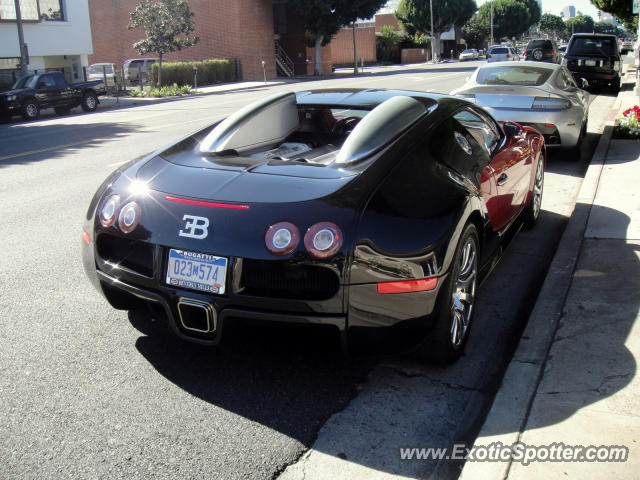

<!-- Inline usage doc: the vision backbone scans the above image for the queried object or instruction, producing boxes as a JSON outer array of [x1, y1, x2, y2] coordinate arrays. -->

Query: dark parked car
[[524, 39, 560, 63], [82, 89, 545, 363], [0, 71, 103, 121], [562, 33, 622, 93]]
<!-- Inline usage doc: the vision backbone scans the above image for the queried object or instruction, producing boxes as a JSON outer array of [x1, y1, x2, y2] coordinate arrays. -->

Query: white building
[[561, 5, 576, 19], [0, 0, 93, 87]]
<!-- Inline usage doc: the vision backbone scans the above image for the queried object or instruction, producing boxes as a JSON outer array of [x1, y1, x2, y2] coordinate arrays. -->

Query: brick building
[[88, 0, 377, 81], [329, 22, 377, 66]]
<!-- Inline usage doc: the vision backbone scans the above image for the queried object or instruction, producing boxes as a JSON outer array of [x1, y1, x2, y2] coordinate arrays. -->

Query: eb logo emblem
[[179, 215, 209, 239]]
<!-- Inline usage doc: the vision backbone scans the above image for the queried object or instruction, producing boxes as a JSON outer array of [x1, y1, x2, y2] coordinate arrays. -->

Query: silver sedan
[[459, 49, 479, 61], [451, 61, 589, 159]]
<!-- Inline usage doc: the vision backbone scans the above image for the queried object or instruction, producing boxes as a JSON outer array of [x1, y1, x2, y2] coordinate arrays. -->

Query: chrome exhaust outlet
[[177, 298, 217, 334]]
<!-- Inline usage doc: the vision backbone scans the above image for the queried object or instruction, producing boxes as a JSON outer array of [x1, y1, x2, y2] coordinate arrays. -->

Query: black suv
[[562, 33, 622, 93], [524, 39, 560, 63]]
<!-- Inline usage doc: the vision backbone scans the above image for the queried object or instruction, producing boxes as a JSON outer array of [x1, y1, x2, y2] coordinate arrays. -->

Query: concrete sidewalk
[[459, 74, 640, 478]]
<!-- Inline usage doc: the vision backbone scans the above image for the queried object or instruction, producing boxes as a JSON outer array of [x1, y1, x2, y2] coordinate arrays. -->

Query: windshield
[[491, 47, 509, 54], [462, 49, 474, 54], [569, 37, 617, 56], [528, 40, 552, 50], [12, 75, 36, 89], [476, 65, 554, 86], [88, 64, 113, 74]]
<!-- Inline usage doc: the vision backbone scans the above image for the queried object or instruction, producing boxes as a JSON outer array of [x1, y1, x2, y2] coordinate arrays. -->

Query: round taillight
[[265, 222, 300, 255], [100, 195, 120, 227], [118, 202, 141, 233], [304, 222, 343, 259]]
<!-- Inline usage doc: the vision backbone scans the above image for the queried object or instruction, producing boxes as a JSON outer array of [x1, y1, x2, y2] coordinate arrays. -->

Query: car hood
[[2, 88, 29, 96]]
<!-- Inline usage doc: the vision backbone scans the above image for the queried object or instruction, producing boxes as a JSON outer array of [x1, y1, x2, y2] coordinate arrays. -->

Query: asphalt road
[[0, 62, 617, 479]]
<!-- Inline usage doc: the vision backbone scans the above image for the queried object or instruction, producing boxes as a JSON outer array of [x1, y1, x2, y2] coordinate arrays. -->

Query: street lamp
[[490, 1, 494, 47], [13, 0, 28, 77], [430, 0, 436, 62]]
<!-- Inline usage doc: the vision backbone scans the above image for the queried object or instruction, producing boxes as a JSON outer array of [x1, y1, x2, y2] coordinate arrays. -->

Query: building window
[[0, 0, 64, 22], [39, 0, 63, 21]]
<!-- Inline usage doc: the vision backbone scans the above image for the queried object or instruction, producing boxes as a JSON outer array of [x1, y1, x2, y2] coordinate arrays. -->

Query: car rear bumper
[[482, 105, 585, 148], [95, 269, 347, 345], [82, 231, 442, 348], [569, 69, 618, 85]]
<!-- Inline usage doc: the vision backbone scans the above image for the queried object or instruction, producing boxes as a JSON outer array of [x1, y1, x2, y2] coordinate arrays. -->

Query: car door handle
[[497, 173, 508, 186]]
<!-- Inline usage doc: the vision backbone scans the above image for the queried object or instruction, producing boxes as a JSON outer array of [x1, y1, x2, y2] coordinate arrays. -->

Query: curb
[[458, 96, 619, 479]]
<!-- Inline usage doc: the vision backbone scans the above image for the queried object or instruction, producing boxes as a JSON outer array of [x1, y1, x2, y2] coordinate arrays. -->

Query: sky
[[477, 0, 600, 19], [379, 0, 601, 20]]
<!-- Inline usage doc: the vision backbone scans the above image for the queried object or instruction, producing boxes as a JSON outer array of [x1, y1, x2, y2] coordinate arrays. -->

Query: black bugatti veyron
[[82, 88, 545, 363]]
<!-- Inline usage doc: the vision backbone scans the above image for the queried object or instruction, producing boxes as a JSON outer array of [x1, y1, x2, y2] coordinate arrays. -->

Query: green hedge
[[151, 59, 236, 87]]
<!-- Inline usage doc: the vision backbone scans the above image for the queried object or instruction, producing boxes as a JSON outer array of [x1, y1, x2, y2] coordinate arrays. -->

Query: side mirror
[[503, 121, 523, 138], [579, 78, 589, 89]]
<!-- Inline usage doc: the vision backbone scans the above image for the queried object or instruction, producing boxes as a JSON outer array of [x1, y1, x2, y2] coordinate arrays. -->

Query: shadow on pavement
[[482, 204, 637, 439], [125, 202, 592, 478], [0, 121, 143, 167], [129, 309, 374, 446]]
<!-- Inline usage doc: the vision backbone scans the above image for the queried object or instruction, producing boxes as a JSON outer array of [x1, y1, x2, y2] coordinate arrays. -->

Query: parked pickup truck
[[0, 71, 104, 121]]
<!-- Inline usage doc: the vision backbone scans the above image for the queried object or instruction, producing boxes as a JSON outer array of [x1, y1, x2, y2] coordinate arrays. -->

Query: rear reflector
[[82, 228, 91, 245], [377, 277, 437, 294], [165, 195, 249, 210]]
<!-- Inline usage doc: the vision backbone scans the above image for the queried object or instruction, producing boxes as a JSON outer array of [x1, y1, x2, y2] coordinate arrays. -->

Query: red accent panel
[[165, 195, 249, 210], [377, 277, 438, 294]]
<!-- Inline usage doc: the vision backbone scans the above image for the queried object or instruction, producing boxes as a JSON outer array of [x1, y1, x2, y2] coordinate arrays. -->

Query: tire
[[610, 76, 621, 94], [21, 99, 39, 121], [523, 155, 544, 230], [532, 48, 544, 61], [567, 121, 587, 162], [54, 106, 70, 116], [81, 92, 98, 112], [415, 223, 479, 364]]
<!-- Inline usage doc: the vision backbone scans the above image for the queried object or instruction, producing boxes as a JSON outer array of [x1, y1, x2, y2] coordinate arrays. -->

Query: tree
[[128, 0, 199, 87], [396, 0, 477, 61], [593, 21, 618, 34], [591, 0, 634, 24], [539, 13, 566, 39], [623, 16, 638, 35], [377, 25, 402, 61], [478, 0, 531, 41], [565, 14, 595, 35], [462, 15, 488, 49], [290, 0, 387, 75], [520, 0, 541, 26]]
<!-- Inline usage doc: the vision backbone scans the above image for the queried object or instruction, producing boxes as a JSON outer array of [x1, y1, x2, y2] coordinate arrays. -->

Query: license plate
[[166, 249, 227, 294], [585, 60, 596, 66]]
